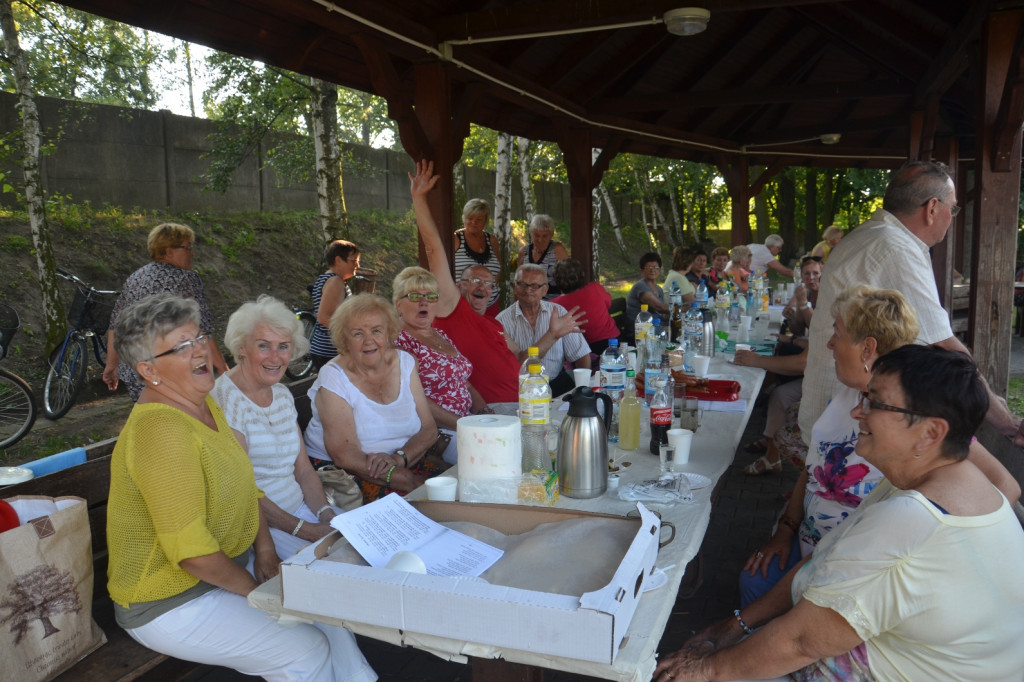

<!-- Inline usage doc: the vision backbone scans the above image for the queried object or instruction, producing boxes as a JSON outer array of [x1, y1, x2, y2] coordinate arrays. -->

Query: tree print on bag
[[0, 564, 82, 644]]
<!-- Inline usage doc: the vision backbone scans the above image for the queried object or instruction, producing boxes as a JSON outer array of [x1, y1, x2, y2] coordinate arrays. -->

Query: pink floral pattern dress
[[395, 329, 473, 417]]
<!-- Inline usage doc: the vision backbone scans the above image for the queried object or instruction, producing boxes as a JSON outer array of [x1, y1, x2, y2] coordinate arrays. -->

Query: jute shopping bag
[[0, 496, 106, 681]]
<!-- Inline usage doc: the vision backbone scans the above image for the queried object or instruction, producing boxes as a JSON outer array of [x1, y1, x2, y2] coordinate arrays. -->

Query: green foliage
[[0, 1, 162, 108], [1, 233, 29, 251]]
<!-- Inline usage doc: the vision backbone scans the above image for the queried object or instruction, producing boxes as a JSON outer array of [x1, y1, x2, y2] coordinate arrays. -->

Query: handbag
[[316, 466, 363, 511], [0, 496, 106, 682]]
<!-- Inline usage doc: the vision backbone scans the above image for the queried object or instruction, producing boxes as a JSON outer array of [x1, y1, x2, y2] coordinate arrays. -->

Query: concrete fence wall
[[0, 91, 653, 229]]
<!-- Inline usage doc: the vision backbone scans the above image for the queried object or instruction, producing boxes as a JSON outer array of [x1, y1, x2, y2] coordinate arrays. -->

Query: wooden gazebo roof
[[56, 1, 1022, 168], [53, 0, 1024, 387]]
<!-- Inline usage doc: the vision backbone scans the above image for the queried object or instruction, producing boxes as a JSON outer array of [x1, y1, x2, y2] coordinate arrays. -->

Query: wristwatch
[[395, 450, 408, 467]]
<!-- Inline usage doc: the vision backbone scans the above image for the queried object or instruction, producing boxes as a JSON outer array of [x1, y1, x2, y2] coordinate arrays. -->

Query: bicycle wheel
[[0, 368, 36, 449], [286, 311, 317, 380], [43, 335, 88, 419]]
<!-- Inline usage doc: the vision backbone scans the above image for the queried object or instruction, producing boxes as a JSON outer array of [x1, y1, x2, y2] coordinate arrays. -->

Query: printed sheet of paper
[[330, 493, 503, 576]]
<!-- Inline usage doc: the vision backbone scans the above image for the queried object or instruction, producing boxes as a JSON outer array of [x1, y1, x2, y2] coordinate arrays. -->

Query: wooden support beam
[[930, 136, 958, 314], [715, 154, 751, 245], [557, 124, 614, 282], [992, 23, 1024, 172], [969, 9, 1023, 397]]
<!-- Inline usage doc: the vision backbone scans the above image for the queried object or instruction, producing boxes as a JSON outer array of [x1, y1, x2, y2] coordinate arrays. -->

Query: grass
[[1009, 377, 1024, 414]]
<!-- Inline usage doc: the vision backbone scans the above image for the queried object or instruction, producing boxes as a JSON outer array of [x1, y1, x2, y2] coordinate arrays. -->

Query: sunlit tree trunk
[[516, 136, 535, 223], [0, 0, 65, 354], [310, 77, 346, 241], [598, 182, 627, 254], [633, 169, 656, 251], [494, 132, 514, 307], [804, 168, 818, 253], [182, 40, 196, 117], [666, 181, 685, 246], [753, 193, 769, 244]]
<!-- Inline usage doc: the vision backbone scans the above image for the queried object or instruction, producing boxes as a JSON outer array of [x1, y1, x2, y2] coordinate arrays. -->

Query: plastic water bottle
[[793, 263, 802, 286], [669, 284, 683, 343], [618, 370, 641, 451], [601, 339, 627, 444], [518, 346, 546, 390], [683, 302, 703, 373], [648, 355, 672, 455], [519, 364, 552, 472], [696, 277, 709, 309], [644, 320, 665, 405], [634, 304, 653, 375]]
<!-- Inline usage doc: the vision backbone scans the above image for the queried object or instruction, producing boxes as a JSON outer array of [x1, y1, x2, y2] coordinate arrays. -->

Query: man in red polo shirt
[[409, 160, 520, 404]]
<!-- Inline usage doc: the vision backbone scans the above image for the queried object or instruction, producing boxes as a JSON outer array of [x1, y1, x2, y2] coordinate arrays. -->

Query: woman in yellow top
[[810, 224, 844, 262], [106, 293, 375, 682]]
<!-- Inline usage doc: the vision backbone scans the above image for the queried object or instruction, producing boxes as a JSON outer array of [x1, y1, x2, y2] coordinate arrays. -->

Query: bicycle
[[285, 285, 317, 381], [42, 269, 118, 420], [0, 303, 37, 449]]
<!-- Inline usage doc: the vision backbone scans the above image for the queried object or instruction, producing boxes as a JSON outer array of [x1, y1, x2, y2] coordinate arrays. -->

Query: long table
[[249, 356, 765, 682]]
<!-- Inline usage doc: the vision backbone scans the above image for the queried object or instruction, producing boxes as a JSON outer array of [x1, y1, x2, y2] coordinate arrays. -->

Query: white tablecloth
[[249, 356, 765, 682]]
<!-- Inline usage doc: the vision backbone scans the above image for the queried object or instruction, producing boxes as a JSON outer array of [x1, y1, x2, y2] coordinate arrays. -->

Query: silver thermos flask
[[701, 309, 715, 357]]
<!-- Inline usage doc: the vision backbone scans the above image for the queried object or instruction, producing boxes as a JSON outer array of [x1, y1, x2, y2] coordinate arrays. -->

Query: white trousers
[[127, 576, 376, 682]]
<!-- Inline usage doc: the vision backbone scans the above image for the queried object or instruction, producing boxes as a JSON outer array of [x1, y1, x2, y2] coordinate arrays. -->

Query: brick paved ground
[[194, 393, 800, 682]]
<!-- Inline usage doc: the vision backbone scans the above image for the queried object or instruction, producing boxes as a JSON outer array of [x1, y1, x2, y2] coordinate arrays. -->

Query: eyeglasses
[[922, 197, 961, 217], [403, 292, 439, 303], [515, 281, 546, 291], [460, 277, 495, 290], [859, 391, 930, 418], [643, 265, 662, 272], [172, 244, 194, 252], [152, 333, 211, 359], [801, 256, 823, 265]]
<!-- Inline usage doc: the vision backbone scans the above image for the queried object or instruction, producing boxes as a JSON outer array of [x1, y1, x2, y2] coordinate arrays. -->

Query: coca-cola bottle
[[649, 353, 673, 455]]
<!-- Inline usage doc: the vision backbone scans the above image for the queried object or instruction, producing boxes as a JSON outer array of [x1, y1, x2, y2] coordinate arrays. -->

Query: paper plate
[[683, 473, 712, 490], [0, 467, 33, 486]]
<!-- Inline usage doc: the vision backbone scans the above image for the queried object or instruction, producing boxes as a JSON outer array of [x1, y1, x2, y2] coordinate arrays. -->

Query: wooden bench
[[0, 376, 318, 680]]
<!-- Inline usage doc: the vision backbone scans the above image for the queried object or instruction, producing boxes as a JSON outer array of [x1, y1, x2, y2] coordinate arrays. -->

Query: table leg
[[472, 658, 545, 681]]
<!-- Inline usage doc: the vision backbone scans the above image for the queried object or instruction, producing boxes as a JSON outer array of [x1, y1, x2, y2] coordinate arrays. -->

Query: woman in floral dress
[[392, 266, 491, 464]]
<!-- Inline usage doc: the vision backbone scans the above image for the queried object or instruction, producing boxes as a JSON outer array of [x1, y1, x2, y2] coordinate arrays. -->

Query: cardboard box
[[279, 501, 661, 663]]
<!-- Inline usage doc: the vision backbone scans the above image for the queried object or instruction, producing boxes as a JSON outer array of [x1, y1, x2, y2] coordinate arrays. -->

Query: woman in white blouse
[[211, 295, 339, 560]]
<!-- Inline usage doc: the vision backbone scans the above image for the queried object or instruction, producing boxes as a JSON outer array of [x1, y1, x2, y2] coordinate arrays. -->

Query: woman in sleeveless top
[[453, 198, 502, 313], [303, 294, 441, 501], [309, 239, 359, 369], [517, 214, 568, 300]]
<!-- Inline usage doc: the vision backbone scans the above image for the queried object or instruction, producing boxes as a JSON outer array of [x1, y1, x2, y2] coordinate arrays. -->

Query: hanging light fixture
[[820, 133, 841, 145], [664, 8, 711, 36]]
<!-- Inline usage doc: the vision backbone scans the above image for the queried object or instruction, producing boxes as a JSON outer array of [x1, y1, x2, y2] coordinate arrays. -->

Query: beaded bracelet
[[778, 515, 799, 533], [385, 465, 397, 486], [734, 609, 754, 635], [315, 505, 332, 518], [291, 519, 305, 536]]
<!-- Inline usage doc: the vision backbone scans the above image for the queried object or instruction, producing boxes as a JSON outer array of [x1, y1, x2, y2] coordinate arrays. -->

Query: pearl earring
[[152, 380, 160, 386]]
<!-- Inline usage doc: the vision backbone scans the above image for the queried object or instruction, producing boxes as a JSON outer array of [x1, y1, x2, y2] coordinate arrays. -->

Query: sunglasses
[[153, 333, 210, 359], [801, 256, 823, 265], [403, 292, 439, 303]]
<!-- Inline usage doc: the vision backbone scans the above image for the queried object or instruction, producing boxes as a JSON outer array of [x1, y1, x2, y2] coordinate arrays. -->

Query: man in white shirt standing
[[799, 160, 1022, 446], [498, 263, 590, 396], [748, 234, 794, 278]]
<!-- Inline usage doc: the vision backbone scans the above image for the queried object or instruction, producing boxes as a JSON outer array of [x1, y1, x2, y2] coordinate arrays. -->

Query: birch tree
[[0, 0, 65, 353], [493, 132, 515, 306], [311, 77, 346, 240], [597, 181, 627, 254], [516, 136, 535, 223]]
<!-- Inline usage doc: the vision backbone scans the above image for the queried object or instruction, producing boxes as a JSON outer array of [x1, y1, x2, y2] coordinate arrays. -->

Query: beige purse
[[316, 466, 363, 511]]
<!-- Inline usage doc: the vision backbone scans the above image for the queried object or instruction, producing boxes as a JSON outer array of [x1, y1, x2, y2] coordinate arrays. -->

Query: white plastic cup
[[693, 354, 711, 377], [740, 314, 752, 330], [573, 368, 592, 389], [734, 343, 752, 353], [425, 477, 457, 501], [667, 428, 693, 466]]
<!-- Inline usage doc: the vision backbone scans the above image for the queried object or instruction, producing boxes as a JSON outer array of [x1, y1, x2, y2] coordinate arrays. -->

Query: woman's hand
[[409, 159, 440, 198], [732, 350, 762, 368], [300, 520, 336, 542], [682, 616, 745, 653], [744, 527, 795, 578], [252, 547, 281, 584], [364, 452, 396, 479], [655, 641, 714, 681]]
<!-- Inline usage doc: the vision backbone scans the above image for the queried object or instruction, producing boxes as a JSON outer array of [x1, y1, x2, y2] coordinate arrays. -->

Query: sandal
[[743, 455, 782, 476], [743, 438, 768, 454]]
